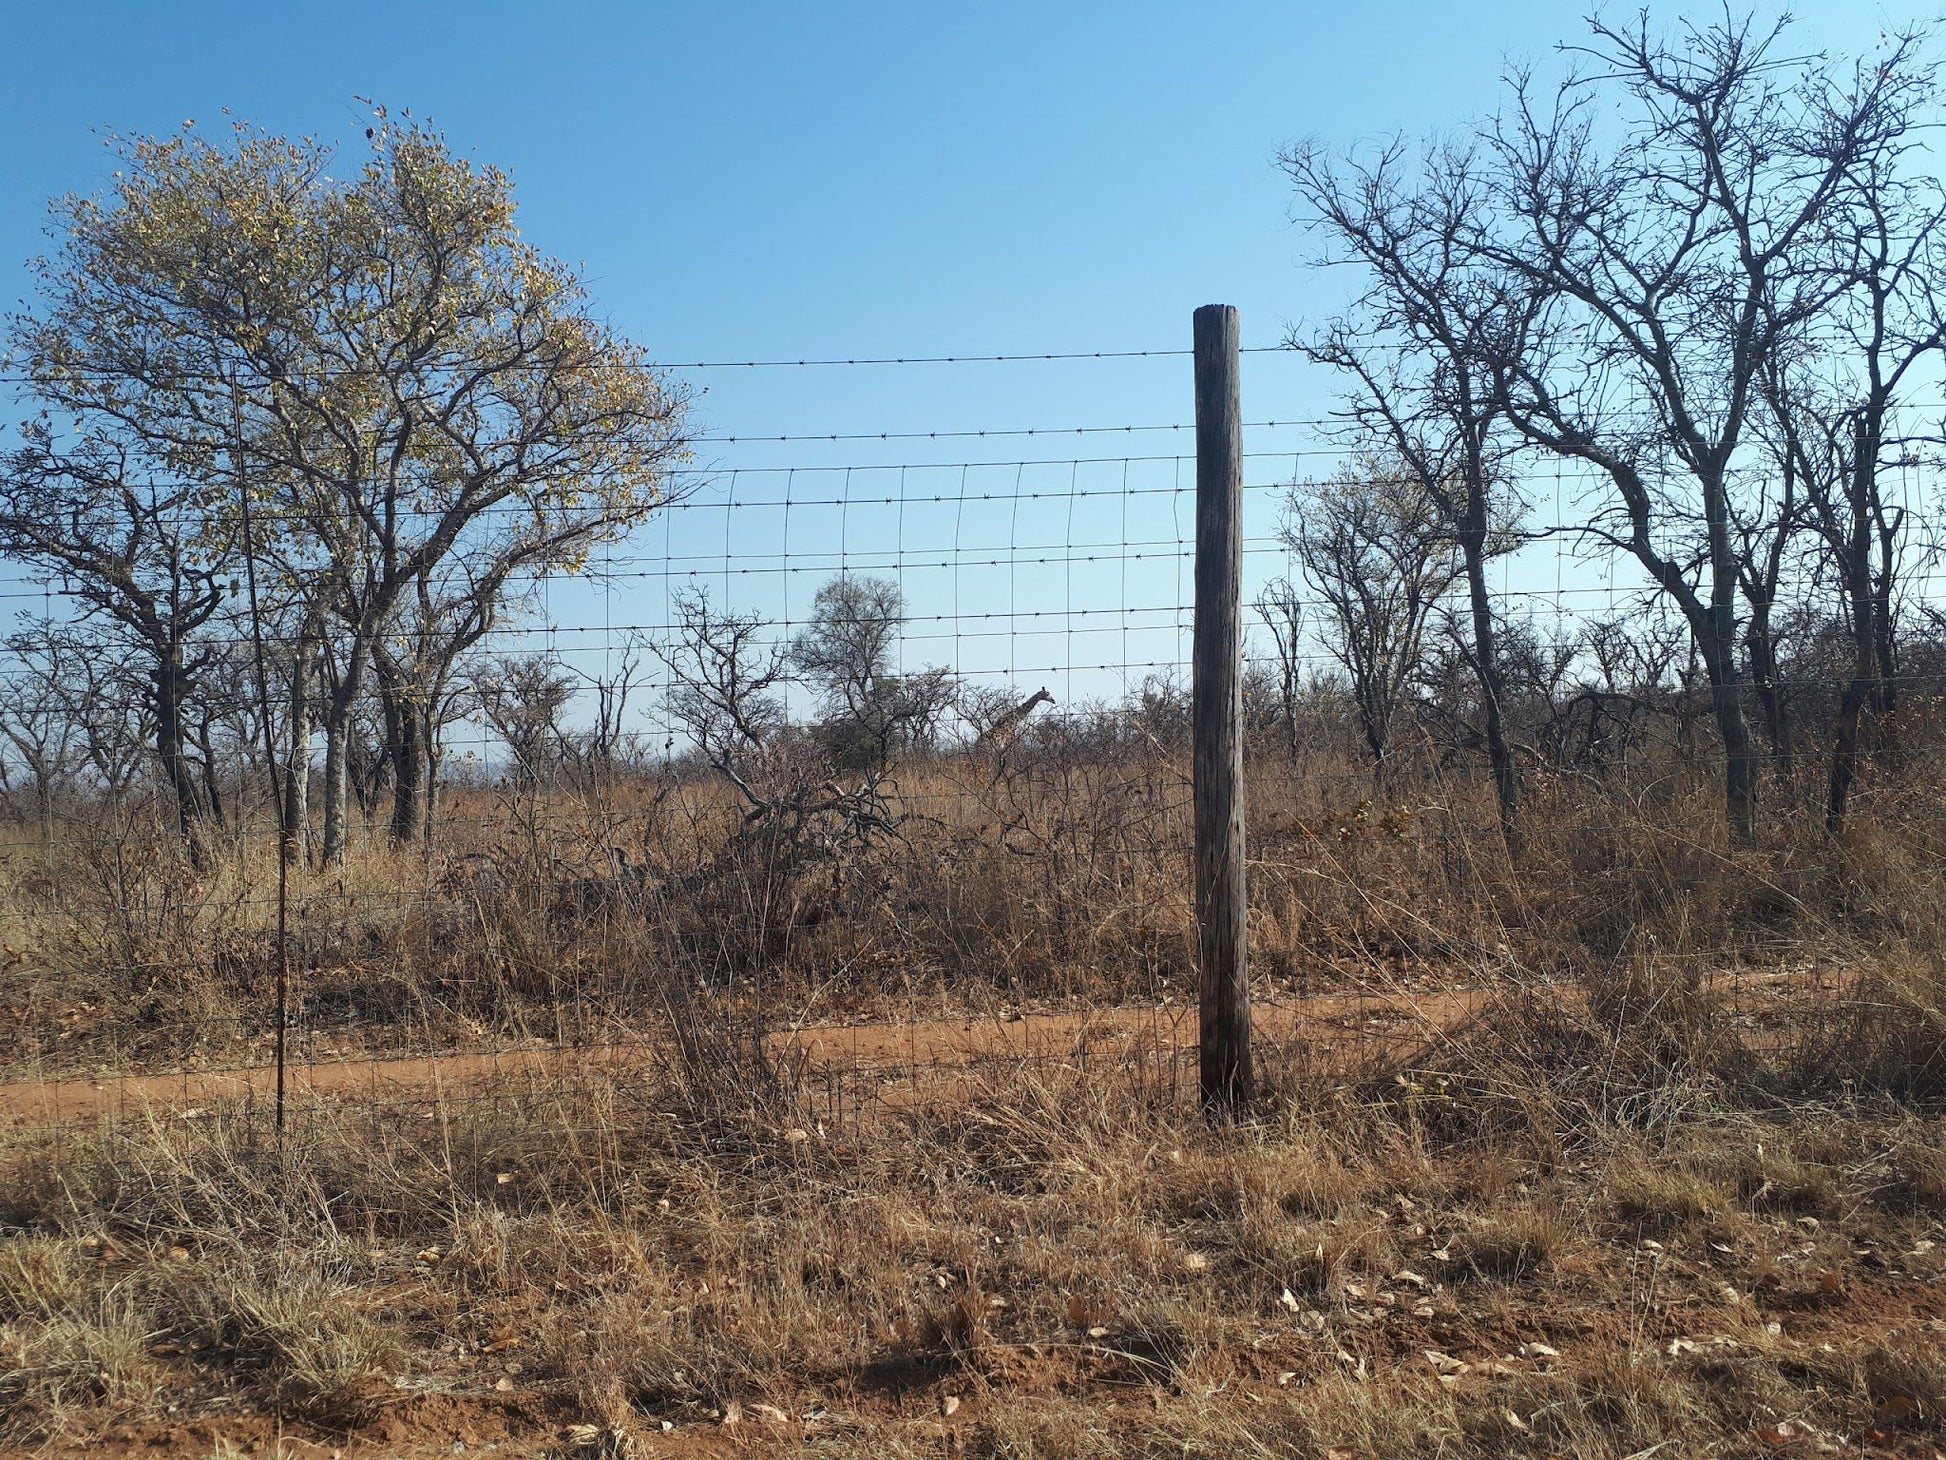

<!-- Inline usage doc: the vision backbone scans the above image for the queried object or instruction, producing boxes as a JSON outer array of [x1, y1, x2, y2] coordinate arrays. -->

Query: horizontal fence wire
[[0, 346, 1931, 1139]]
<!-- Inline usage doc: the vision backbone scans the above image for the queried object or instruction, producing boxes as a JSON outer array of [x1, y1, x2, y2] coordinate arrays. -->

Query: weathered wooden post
[[1192, 304, 1251, 1118]]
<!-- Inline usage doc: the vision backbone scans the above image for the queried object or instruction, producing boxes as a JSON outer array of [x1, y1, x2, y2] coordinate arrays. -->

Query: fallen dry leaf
[[1875, 1394, 1921, 1425], [481, 1327, 520, 1354]]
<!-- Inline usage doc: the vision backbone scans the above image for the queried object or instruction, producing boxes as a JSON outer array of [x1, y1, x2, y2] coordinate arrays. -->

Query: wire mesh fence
[[0, 341, 1934, 1142]]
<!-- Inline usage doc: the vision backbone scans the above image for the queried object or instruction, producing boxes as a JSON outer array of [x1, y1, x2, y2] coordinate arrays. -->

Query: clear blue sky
[[0, 1, 1924, 725]]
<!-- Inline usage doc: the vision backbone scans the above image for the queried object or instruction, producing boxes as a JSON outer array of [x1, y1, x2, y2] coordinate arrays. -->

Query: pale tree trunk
[[283, 628, 315, 866], [319, 636, 367, 868]]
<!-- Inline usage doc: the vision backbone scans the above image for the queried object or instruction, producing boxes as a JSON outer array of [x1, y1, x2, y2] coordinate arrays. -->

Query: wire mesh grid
[[0, 353, 1929, 1141]]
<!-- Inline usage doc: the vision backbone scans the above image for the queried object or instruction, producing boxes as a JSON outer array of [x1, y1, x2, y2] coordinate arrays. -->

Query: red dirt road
[[0, 963, 1836, 1132], [0, 985, 1489, 1131]]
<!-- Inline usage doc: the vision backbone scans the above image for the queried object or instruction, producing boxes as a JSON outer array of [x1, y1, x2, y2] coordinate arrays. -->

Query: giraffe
[[974, 687, 1054, 751]]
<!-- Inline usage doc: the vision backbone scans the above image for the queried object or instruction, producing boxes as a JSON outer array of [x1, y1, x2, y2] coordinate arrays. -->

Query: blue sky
[[0, 0, 1926, 727]]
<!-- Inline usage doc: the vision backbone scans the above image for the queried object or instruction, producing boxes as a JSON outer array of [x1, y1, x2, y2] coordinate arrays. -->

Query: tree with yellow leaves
[[5, 109, 692, 862]]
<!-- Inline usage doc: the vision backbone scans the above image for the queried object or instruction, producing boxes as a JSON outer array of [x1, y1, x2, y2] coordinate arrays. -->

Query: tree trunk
[[387, 710, 425, 847], [34, 765, 54, 843], [374, 653, 426, 849], [1744, 609, 1790, 781], [319, 637, 366, 868], [1827, 667, 1870, 835], [1704, 639, 1759, 847], [195, 718, 227, 832], [1701, 469, 1757, 847], [423, 727, 442, 855], [283, 631, 314, 866], [1826, 453, 1880, 835], [1871, 425, 1900, 718], [320, 703, 350, 866], [154, 648, 211, 869], [1461, 538, 1520, 854], [1872, 577, 1898, 715]]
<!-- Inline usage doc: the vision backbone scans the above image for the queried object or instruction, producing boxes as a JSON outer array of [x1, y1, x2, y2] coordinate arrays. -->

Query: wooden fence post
[[1193, 304, 1252, 1118]]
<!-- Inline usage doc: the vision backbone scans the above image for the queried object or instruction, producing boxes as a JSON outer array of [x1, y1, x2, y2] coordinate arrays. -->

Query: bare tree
[[0, 638, 82, 836], [1755, 75, 1946, 830], [1253, 577, 1306, 763], [575, 646, 649, 786], [789, 574, 958, 771], [655, 587, 790, 780], [652, 585, 903, 905], [0, 444, 235, 865], [1469, 11, 1934, 842], [16, 623, 156, 797], [1283, 137, 1534, 846], [1285, 459, 1460, 777], [475, 652, 577, 794]]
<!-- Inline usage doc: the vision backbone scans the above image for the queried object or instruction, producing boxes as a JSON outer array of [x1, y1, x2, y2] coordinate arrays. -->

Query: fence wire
[[0, 352, 1931, 1139]]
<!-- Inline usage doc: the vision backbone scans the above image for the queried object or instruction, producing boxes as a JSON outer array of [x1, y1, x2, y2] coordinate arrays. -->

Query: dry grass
[[5, 741, 1946, 1453], [2, 985, 1945, 1457], [7, 734, 1944, 1075]]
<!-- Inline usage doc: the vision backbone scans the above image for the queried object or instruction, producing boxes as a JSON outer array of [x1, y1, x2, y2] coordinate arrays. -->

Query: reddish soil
[[0, 962, 1837, 1131], [0, 985, 1491, 1131]]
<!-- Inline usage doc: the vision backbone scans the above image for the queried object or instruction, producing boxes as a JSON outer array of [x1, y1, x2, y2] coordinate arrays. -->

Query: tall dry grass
[[5, 725, 1944, 1076]]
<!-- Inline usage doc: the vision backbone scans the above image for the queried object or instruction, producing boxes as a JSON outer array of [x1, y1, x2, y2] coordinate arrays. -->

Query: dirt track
[[0, 986, 1490, 1130], [0, 962, 1839, 1132]]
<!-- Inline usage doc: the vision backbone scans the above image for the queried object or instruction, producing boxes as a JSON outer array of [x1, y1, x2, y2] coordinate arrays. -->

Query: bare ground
[[0, 961, 1843, 1132]]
